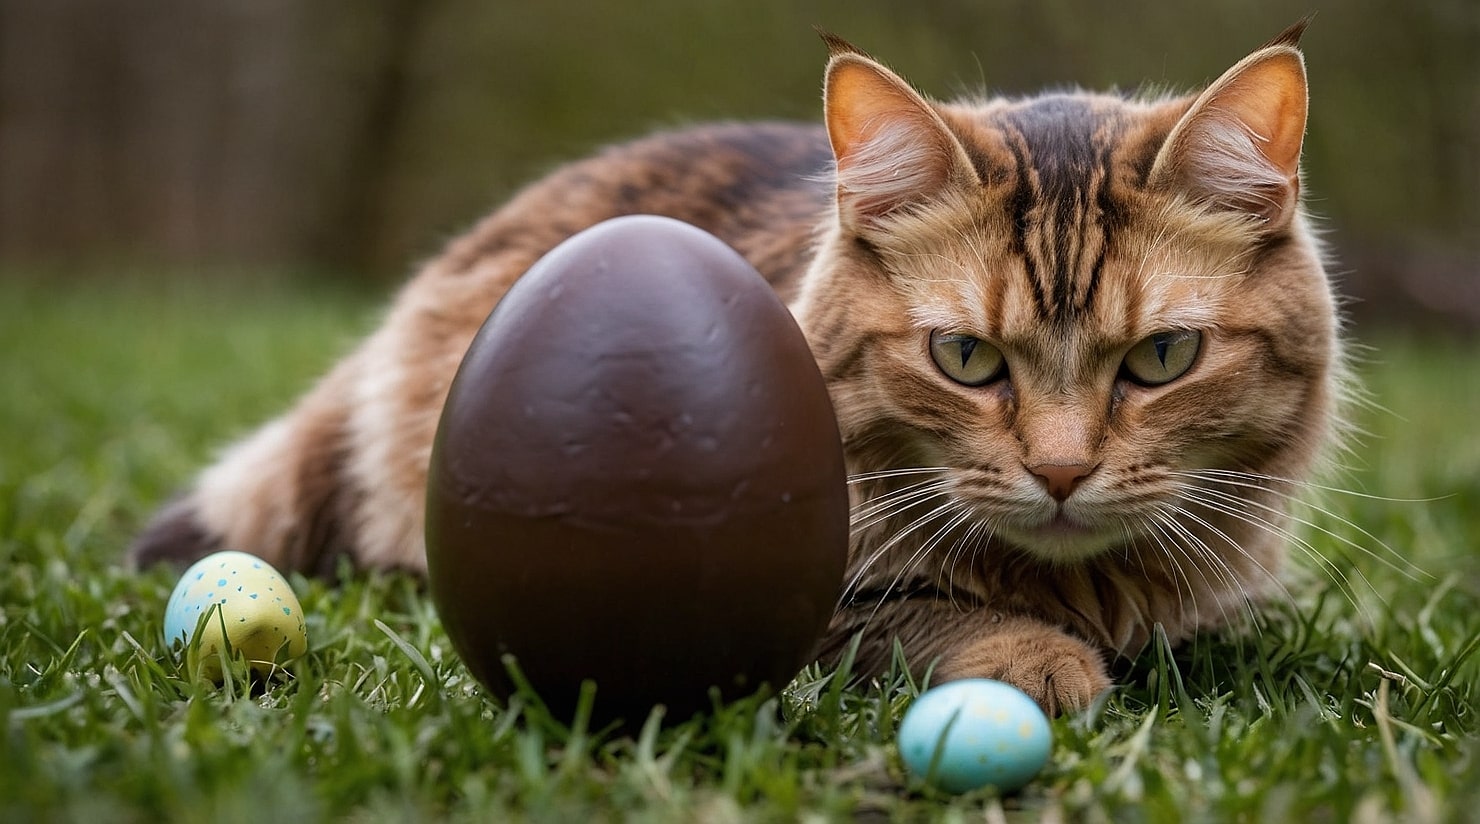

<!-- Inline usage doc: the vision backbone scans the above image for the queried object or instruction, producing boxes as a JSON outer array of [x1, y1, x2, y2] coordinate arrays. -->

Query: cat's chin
[[998, 515, 1122, 565]]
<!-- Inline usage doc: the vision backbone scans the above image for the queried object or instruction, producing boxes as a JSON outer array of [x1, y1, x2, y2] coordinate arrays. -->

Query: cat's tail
[[129, 357, 362, 578]]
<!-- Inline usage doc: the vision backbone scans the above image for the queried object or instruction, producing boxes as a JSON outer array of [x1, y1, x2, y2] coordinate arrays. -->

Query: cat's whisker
[[1177, 478, 1423, 585], [1155, 512, 1260, 636], [1136, 512, 1198, 621], [849, 479, 952, 531], [849, 474, 948, 511], [1102, 516, 1158, 632], [941, 515, 994, 613], [1148, 512, 1242, 630], [1159, 507, 1250, 620], [1174, 485, 1386, 624], [840, 497, 961, 604], [1147, 504, 1267, 630], [1184, 482, 1397, 572], [847, 466, 950, 485], [1154, 488, 1272, 630], [1177, 466, 1443, 505], [851, 504, 965, 616], [1154, 510, 1237, 594], [1177, 466, 1444, 559], [1174, 467, 1428, 583], [1156, 499, 1295, 614], [848, 471, 952, 530], [1173, 485, 1349, 582], [958, 521, 999, 613], [863, 502, 977, 626], [936, 522, 969, 609]]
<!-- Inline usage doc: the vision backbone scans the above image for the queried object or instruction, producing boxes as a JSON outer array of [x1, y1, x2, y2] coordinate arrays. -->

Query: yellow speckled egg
[[164, 550, 308, 681]]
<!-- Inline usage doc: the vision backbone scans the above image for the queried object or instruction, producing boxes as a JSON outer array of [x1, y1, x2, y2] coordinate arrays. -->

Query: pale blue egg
[[897, 679, 1052, 793]]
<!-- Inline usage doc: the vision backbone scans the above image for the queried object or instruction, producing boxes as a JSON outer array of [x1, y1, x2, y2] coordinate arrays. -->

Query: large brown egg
[[425, 215, 849, 726]]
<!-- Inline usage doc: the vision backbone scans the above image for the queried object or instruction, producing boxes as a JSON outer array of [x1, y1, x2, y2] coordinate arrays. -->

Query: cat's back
[[433, 121, 835, 303], [126, 120, 837, 578]]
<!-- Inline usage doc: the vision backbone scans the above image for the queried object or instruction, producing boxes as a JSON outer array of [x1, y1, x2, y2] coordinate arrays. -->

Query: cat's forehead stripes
[[897, 95, 1243, 365], [993, 96, 1131, 328]]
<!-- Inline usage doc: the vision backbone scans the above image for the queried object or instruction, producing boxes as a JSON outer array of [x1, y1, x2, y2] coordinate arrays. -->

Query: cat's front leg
[[820, 602, 1111, 715]]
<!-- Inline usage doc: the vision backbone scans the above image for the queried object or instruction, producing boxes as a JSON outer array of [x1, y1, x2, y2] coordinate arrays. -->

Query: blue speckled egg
[[164, 550, 307, 680], [897, 679, 1053, 793]]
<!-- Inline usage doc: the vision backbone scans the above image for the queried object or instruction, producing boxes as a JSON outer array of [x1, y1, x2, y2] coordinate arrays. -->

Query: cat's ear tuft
[[822, 42, 978, 232], [1149, 30, 1310, 228], [815, 28, 873, 60], [1262, 15, 1313, 50]]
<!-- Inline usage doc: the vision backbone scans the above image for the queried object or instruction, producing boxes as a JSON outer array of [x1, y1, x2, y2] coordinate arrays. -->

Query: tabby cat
[[132, 21, 1346, 714]]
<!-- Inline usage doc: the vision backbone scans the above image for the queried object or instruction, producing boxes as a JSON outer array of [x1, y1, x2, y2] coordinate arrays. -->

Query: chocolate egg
[[425, 215, 848, 725]]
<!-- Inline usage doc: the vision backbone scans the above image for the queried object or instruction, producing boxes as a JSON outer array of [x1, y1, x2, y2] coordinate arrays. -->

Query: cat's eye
[[1122, 330, 1202, 386], [929, 331, 1005, 387]]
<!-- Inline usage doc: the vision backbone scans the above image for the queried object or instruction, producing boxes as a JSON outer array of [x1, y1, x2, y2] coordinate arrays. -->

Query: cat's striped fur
[[132, 22, 1344, 713]]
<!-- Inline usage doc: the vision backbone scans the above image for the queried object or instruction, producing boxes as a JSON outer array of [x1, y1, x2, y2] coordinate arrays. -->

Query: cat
[[131, 20, 1347, 715]]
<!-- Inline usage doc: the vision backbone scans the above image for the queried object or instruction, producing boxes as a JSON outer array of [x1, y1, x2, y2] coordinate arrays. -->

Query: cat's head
[[796, 22, 1345, 565]]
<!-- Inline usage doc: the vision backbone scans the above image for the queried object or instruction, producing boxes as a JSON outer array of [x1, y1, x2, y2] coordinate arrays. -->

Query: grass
[[1, 272, 1477, 822]]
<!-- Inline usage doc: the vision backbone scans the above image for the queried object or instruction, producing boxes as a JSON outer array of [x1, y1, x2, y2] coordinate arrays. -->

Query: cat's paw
[[934, 616, 1110, 715]]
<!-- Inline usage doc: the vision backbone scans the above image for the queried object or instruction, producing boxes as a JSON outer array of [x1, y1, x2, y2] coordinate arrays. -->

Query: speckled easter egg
[[898, 679, 1053, 794], [164, 550, 308, 680]]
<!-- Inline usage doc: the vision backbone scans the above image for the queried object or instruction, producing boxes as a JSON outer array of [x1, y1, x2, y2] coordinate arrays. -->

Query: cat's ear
[[820, 34, 979, 232], [1149, 20, 1310, 228]]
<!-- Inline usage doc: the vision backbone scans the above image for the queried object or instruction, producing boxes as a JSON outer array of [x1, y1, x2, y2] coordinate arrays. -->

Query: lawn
[[1, 272, 1477, 822]]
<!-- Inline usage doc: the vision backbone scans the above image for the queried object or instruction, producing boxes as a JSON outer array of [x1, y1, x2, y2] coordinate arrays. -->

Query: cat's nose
[[1027, 462, 1096, 502]]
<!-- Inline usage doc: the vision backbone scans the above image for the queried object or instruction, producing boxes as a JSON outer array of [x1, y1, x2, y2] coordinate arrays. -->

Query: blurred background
[[1, 0, 1475, 329]]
